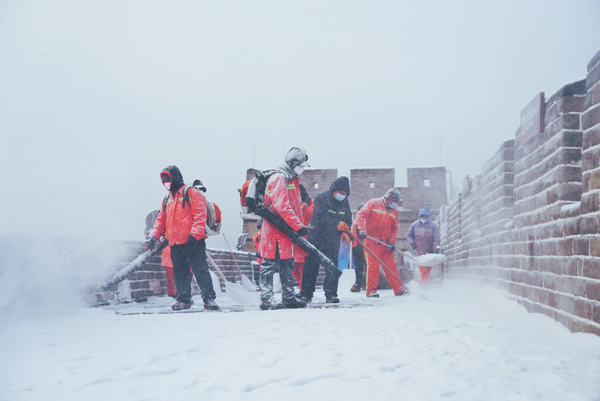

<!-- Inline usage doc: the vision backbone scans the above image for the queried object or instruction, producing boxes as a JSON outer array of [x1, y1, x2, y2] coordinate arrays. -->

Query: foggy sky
[[2, 0, 599, 248]]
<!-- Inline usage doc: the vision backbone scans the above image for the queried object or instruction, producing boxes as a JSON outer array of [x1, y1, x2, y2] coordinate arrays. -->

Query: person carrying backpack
[[258, 147, 310, 310], [146, 165, 219, 311]]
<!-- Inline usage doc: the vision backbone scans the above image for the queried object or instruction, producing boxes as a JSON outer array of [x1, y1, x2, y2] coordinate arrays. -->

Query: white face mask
[[163, 182, 171, 191], [420, 218, 427, 224], [389, 202, 397, 209], [334, 193, 346, 201], [293, 166, 305, 176]]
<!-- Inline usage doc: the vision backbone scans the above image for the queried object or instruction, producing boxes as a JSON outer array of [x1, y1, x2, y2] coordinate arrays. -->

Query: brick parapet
[[438, 50, 600, 336]]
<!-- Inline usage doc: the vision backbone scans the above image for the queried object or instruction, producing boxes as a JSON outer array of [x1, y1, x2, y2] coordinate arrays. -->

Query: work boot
[[204, 299, 220, 310], [281, 296, 307, 309], [260, 299, 282, 310], [366, 292, 379, 298], [350, 285, 361, 293], [326, 296, 340, 304], [172, 301, 193, 311], [297, 294, 312, 304], [395, 288, 410, 296]]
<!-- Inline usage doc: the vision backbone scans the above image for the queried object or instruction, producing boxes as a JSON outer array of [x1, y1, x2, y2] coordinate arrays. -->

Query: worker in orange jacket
[[355, 188, 407, 297], [147, 165, 219, 311], [258, 147, 310, 310]]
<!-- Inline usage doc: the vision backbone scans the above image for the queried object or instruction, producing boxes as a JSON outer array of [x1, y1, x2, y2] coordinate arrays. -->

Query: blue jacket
[[406, 206, 440, 254]]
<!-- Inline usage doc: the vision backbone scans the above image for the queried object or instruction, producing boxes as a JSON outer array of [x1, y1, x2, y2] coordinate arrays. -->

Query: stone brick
[[580, 192, 600, 214], [556, 276, 570, 293], [547, 291, 559, 308], [579, 215, 599, 235], [570, 277, 588, 297], [590, 238, 600, 257], [586, 281, 600, 301], [583, 104, 600, 131], [588, 50, 600, 73], [583, 322, 600, 336], [573, 237, 590, 255], [583, 125, 600, 151], [588, 171, 600, 191], [559, 294, 576, 314], [557, 238, 574, 256], [563, 258, 578, 276], [587, 60, 600, 90], [574, 299, 592, 319], [563, 217, 581, 236], [594, 305, 600, 324], [544, 274, 557, 290], [583, 258, 600, 280]]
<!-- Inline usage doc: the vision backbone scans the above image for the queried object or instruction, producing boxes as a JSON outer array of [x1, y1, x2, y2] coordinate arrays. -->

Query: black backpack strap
[[162, 195, 169, 212], [182, 185, 193, 209]]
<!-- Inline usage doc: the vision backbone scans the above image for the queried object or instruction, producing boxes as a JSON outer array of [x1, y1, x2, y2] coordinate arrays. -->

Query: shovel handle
[[343, 229, 403, 287], [207, 253, 229, 283], [366, 235, 417, 262], [222, 233, 243, 277]]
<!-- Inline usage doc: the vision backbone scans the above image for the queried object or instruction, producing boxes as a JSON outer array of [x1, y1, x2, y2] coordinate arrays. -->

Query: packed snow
[[1, 281, 600, 401]]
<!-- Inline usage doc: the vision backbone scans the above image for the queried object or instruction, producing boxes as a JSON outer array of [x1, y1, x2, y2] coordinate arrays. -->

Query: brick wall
[[439, 50, 600, 336], [92, 241, 259, 305]]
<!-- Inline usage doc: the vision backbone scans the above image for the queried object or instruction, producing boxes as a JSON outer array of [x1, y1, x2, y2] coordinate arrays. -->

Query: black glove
[[297, 226, 308, 236], [188, 235, 199, 248], [388, 244, 396, 252], [357, 229, 368, 240], [145, 237, 158, 250], [411, 243, 418, 250]]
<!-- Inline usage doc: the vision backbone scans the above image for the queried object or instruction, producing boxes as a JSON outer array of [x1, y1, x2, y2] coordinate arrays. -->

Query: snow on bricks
[[439, 49, 600, 336]]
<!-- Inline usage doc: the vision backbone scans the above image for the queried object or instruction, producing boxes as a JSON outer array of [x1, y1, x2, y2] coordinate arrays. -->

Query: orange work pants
[[419, 265, 432, 284], [293, 261, 304, 292], [365, 243, 404, 296]]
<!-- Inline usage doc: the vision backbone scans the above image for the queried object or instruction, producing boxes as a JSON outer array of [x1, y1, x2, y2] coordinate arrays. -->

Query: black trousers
[[352, 244, 366, 289], [300, 241, 340, 300], [170, 239, 216, 304]]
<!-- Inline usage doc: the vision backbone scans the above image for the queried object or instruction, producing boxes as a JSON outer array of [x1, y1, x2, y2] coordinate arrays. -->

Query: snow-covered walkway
[[1, 281, 599, 401]]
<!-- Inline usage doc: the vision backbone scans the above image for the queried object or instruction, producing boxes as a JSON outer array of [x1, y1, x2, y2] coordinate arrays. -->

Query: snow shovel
[[210, 271, 222, 296], [337, 235, 356, 293], [222, 233, 256, 292], [337, 223, 404, 289], [206, 253, 260, 306], [367, 236, 447, 267], [100, 238, 168, 291]]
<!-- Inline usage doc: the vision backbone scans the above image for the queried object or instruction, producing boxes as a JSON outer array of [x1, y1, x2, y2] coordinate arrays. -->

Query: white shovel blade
[[413, 253, 447, 267], [225, 282, 260, 305], [241, 274, 256, 292], [273, 273, 282, 293], [338, 269, 356, 293], [210, 271, 221, 296]]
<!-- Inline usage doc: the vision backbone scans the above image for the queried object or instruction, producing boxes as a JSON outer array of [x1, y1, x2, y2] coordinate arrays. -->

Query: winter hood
[[329, 176, 351, 196], [161, 165, 185, 194], [277, 147, 309, 181], [419, 206, 430, 218]]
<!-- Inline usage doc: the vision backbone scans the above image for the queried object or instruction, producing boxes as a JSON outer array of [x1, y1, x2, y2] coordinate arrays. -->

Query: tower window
[[424, 179, 430, 187], [313, 183, 319, 189], [369, 182, 375, 188]]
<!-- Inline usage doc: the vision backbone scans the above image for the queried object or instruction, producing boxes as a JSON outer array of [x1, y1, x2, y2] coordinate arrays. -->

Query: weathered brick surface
[[438, 51, 600, 337]]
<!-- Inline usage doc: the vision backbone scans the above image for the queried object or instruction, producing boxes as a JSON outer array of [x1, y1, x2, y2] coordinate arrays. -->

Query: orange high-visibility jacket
[[150, 185, 208, 246], [355, 198, 398, 245], [260, 173, 304, 259]]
